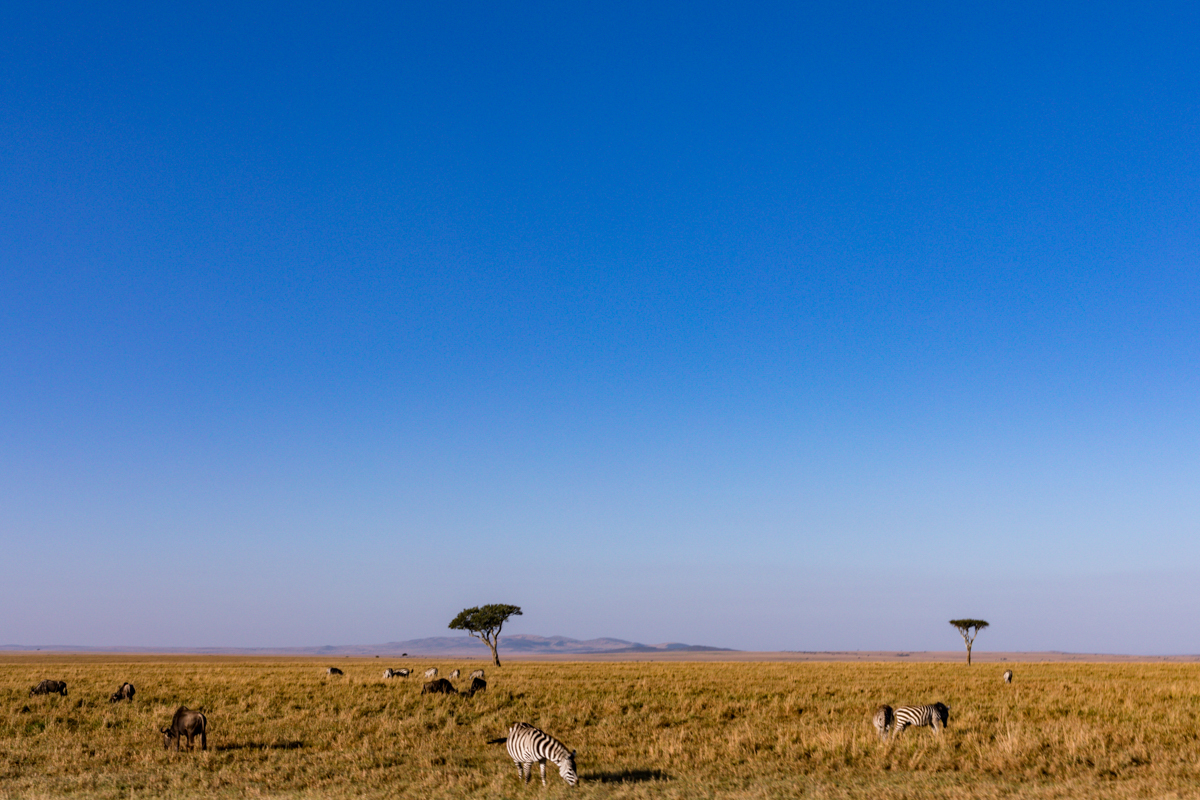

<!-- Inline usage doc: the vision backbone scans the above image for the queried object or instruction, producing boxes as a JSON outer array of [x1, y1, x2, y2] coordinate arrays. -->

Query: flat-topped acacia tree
[[949, 619, 989, 665], [449, 604, 523, 667]]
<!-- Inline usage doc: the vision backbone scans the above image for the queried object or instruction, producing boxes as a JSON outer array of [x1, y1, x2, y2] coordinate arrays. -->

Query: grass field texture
[[3, 656, 1200, 798]]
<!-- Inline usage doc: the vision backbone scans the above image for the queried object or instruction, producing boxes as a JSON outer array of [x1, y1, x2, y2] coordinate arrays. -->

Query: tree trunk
[[488, 637, 501, 667], [966, 642, 972, 665]]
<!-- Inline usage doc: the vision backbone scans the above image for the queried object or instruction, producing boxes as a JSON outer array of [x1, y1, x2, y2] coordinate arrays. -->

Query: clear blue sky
[[2, 1, 1198, 653]]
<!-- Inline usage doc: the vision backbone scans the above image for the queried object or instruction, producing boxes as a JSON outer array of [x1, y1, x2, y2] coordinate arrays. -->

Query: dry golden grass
[[3, 655, 1200, 798]]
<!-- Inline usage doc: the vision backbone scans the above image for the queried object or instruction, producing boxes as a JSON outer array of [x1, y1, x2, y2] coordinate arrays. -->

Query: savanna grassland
[[3, 655, 1200, 799]]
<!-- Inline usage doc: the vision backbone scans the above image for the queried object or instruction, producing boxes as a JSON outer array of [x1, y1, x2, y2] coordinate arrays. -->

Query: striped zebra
[[469, 669, 485, 681], [449, 669, 461, 680], [1003, 669, 1013, 683], [892, 703, 949, 737], [488, 722, 578, 786], [872, 705, 893, 742], [424, 667, 438, 679]]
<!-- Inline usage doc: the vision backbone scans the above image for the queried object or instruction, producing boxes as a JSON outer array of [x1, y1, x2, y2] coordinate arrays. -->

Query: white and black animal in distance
[[1003, 669, 1013, 683], [872, 704, 893, 742], [109, 682, 135, 702], [893, 703, 950, 737], [327, 667, 344, 676], [449, 669, 461, 680], [162, 706, 208, 751], [384, 668, 410, 679], [489, 722, 578, 787], [29, 680, 68, 697], [424, 667, 438, 679], [469, 669, 485, 681], [422, 678, 457, 695]]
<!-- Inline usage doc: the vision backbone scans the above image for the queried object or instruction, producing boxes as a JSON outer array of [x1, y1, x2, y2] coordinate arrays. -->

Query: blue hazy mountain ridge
[[0, 635, 736, 656]]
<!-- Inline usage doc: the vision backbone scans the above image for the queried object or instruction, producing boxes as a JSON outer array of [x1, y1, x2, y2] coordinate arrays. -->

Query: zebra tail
[[486, 737, 508, 745]]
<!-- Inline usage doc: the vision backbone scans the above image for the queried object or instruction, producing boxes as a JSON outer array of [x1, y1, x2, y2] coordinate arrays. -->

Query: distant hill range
[[0, 634, 736, 656]]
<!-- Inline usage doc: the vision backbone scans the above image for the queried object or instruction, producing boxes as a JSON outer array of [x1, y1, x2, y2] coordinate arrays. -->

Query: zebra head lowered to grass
[[872, 705, 894, 742], [892, 703, 950, 737], [488, 722, 578, 787]]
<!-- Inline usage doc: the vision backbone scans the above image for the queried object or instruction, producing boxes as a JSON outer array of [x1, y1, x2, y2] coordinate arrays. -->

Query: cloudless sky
[[2, 1, 1199, 653]]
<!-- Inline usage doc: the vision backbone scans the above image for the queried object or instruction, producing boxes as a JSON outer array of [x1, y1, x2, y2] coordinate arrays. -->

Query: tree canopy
[[449, 604, 523, 667], [949, 619, 989, 665]]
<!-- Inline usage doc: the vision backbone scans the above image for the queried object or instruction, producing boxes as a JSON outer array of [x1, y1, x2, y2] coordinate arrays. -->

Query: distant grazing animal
[[383, 668, 411, 679], [489, 722, 578, 786], [29, 680, 67, 697], [469, 669, 485, 681], [109, 682, 135, 703], [1003, 669, 1013, 683], [327, 667, 344, 676], [893, 703, 950, 737], [449, 669, 461, 679], [161, 706, 208, 751], [872, 704, 894, 742], [422, 678, 457, 695], [468, 677, 487, 696], [424, 667, 438, 679]]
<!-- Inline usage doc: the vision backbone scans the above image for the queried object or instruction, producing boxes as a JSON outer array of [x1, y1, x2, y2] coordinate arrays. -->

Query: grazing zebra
[[893, 703, 950, 737], [449, 669, 461, 679], [1003, 669, 1013, 683], [488, 722, 578, 786], [872, 704, 894, 742], [424, 667, 438, 679], [469, 669, 485, 681]]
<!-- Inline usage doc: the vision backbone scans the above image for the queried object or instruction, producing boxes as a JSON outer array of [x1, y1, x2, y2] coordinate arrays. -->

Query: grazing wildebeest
[[872, 704, 894, 741], [1003, 669, 1013, 683], [29, 680, 67, 697], [469, 669, 485, 681], [468, 677, 487, 696], [161, 706, 208, 751], [422, 678, 457, 695], [449, 669, 461, 679], [109, 682, 135, 703], [327, 667, 344, 676], [424, 667, 438, 679]]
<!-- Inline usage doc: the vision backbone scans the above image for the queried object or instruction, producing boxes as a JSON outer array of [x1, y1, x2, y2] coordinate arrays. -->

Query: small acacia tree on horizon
[[949, 619, 989, 665], [449, 604, 523, 667]]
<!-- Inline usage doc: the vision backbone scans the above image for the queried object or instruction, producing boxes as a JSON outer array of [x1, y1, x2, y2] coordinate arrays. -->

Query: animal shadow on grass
[[216, 741, 304, 752], [587, 769, 671, 784]]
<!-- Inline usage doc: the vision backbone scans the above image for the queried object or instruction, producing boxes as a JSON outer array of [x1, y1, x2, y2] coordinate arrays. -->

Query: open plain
[[4, 654, 1200, 799]]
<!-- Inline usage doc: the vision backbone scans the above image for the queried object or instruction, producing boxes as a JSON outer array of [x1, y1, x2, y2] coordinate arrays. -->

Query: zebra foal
[[488, 722, 578, 786], [892, 703, 949, 737]]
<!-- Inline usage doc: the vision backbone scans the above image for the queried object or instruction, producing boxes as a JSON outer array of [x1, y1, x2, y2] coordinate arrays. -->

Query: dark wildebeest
[[467, 677, 487, 696], [29, 680, 68, 697], [327, 667, 344, 676], [109, 682, 136, 703], [422, 678, 457, 695], [162, 706, 208, 751]]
